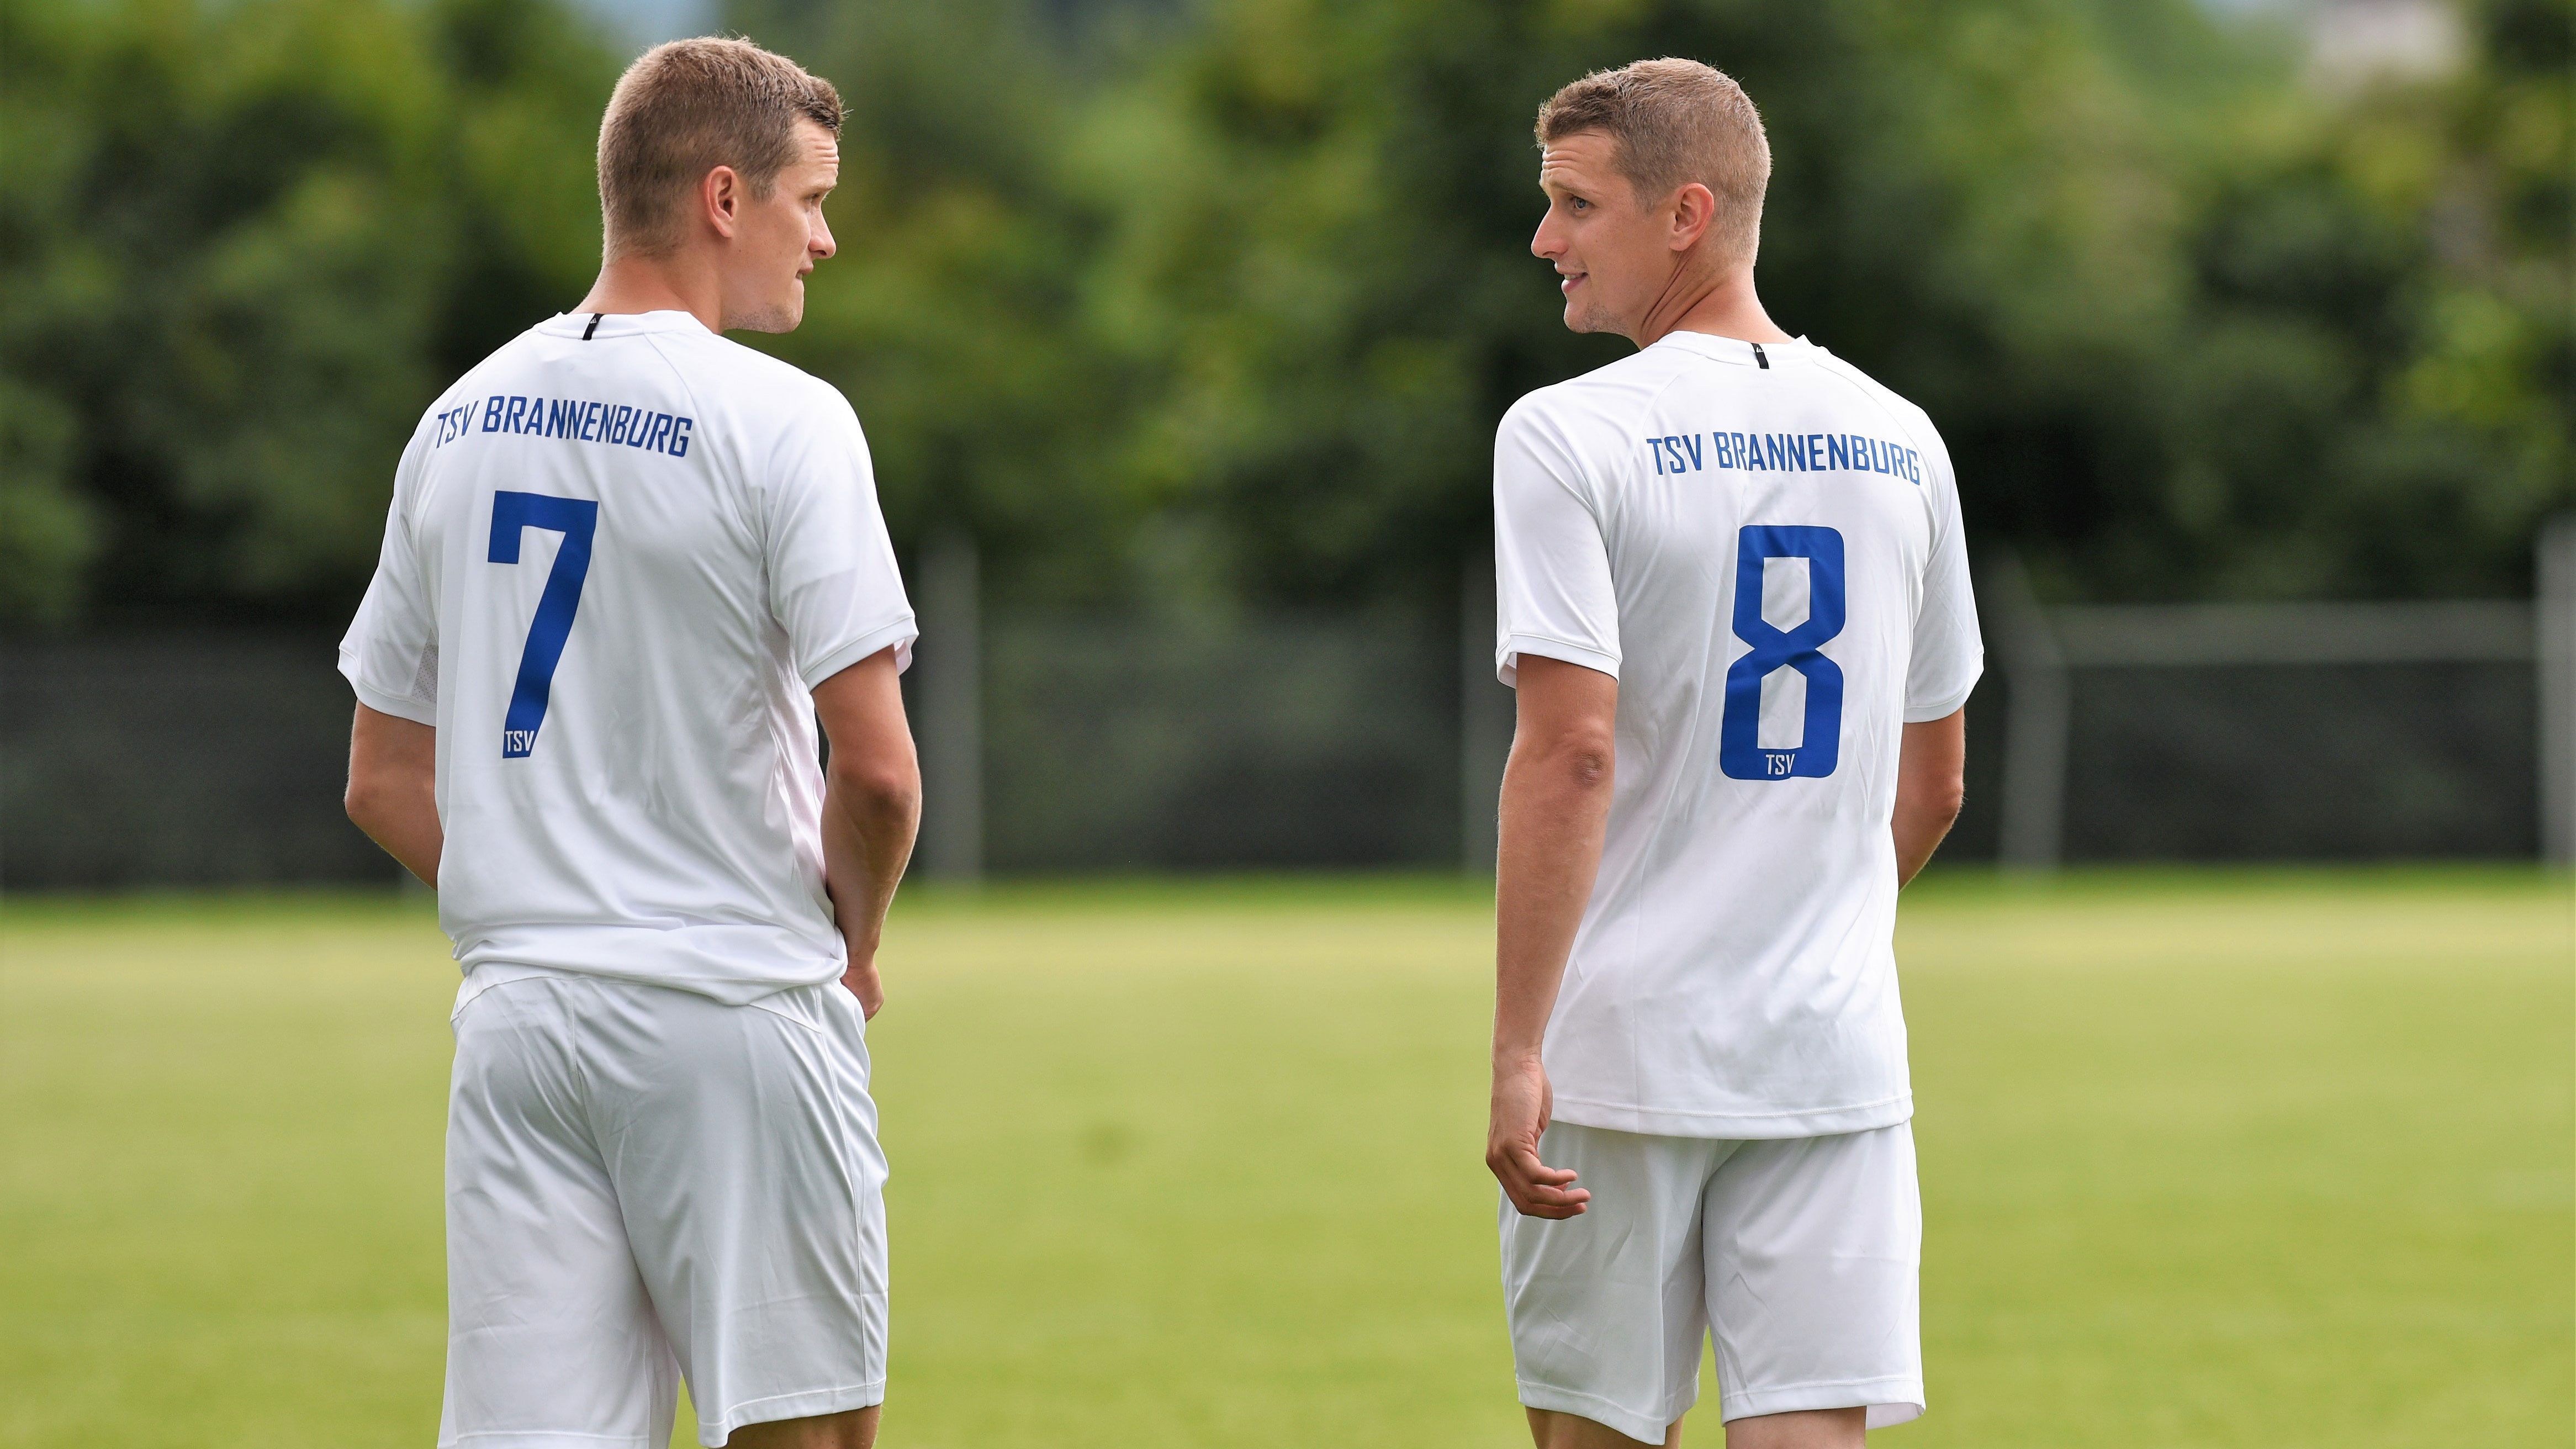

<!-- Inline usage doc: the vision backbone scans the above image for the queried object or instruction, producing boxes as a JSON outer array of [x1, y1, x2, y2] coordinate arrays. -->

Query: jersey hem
[[1548, 1091, 1913, 1140], [1498, 633, 1621, 687], [1902, 667, 1981, 723], [341, 662, 437, 726], [801, 614, 919, 689]]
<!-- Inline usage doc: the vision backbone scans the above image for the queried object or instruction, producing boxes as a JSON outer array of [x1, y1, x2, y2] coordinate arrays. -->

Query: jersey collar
[[534, 309, 715, 340], [1651, 330, 1821, 369]]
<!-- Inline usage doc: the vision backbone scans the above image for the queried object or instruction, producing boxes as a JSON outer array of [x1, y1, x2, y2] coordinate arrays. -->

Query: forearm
[[359, 795, 442, 889], [821, 768, 918, 964], [346, 704, 441, 889], [1892, 800, 1957, 887], [1891, 709, 1967, 887], [1492, 738, 1614, 1066]]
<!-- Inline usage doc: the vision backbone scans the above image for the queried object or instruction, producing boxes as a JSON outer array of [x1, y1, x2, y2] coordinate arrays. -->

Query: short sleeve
[[763, 384, 917, 689], [1494, 395, 1620, 687], [338, 428, 441, 726], [1904, 429, 1983, 722]]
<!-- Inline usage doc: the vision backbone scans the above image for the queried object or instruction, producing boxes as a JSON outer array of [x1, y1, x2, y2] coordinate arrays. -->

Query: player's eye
[[1570, 197, 1590, 213]]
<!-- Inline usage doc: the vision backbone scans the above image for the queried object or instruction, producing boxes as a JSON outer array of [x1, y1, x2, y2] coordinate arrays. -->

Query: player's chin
[[738, 289, 806, 335]]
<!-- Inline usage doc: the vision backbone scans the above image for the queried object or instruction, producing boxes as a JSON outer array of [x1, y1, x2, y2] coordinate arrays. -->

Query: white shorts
[[443, 970, 888, 1449], [1499, 1120, 1923, 1442]]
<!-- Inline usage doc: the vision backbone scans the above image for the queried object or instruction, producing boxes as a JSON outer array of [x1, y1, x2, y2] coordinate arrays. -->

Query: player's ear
[[703, 166, 741, 239], [1670, 182, 1716, 253]]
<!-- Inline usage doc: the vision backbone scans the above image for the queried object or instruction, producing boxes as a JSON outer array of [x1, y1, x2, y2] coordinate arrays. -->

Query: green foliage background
[[2, 0, 2566, 628]]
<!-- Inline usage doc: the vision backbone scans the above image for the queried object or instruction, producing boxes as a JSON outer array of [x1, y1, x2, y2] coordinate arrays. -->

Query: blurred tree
[[747, 0, 2565, 608], [728, 0, 1156, 609], [1046, 0, 2211, 607], [1036, 0, 2568, 605], [2151, 0, 2573, 599], [0, 0, 610, 631], [2, 0, 2563, 631]]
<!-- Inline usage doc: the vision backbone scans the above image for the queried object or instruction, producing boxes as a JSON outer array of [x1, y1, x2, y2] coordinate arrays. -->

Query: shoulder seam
[[1806, 356, 1937, 455]]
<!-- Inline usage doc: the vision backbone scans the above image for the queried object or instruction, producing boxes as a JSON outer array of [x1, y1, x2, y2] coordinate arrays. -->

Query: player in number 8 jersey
[[1485, 61, 1983, 1447], [339, 40, 916, 1449]]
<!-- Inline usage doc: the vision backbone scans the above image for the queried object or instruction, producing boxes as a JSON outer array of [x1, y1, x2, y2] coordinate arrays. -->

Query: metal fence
[[5, 523, 2568, 889]]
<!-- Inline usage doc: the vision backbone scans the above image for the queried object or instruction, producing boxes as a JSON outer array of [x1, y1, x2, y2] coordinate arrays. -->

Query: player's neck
[[574, 253, 724, 335], [1630, 265, 1791, 351]]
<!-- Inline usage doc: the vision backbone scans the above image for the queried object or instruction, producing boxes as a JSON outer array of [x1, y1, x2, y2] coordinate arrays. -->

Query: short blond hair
[[1535, 59, 1771, 267], [597, 37, 843, 260]]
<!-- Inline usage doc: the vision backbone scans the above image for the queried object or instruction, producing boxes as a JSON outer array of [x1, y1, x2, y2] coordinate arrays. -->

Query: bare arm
[[346, 704, 441, 888], [811, 647, 922, 1019], [1487, 655, 1618, 1220], [1893, 707, 1967, 886]]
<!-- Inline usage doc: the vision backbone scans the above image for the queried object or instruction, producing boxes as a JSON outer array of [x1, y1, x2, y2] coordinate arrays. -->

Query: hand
[[841, 956, 884, 1020], [1487, 1056, 1588, 1218]]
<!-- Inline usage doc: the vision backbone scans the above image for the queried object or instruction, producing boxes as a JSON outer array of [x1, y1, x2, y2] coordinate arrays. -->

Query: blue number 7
[[488, 490, 599, 759]]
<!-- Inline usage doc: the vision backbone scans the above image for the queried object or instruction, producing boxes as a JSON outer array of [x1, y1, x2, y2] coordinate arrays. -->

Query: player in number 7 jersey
[[339, 39, 916, 1449], [1485, 60, 1983, 1448]]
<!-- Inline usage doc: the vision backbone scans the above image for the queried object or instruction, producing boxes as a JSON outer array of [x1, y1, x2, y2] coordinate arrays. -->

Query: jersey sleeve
[[1493, 394, 1620, 686], [337, 426, 440, 726], [1904, 427, 1983, 722], [762, 383, 917, 689]]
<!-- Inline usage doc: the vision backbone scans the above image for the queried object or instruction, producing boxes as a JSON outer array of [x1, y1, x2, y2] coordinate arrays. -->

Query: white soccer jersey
[[1495, 330, 1982, 1139], [340, 310, 916, 1005]]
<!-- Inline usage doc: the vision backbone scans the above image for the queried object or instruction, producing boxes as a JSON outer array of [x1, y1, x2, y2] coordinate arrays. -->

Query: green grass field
[[3, 870, 2568, 1448]]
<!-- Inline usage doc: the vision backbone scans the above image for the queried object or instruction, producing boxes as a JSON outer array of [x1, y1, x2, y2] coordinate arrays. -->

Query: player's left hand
[[842, 959, 884, 1019], [1488, 1058, 1589, 1218]]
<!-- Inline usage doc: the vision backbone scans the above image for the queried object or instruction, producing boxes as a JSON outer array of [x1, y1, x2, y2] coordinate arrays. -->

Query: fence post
[[2541, 515, 2575, 866], [1990, 553, 2069, 872], [1461, 552, 1510, 875], [917, 530, 983, 881]]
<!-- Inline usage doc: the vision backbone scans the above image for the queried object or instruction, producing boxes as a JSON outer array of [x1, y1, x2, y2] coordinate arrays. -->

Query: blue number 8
[[1719, 525, 1845, 780], [488, 490, 599, 759]]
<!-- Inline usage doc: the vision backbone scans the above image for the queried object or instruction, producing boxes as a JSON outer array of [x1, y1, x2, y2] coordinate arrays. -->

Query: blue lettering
[[1764, 433, 1788, 471], [1825, 434, 1848, 470], [580, 401, 601, 441], [1681, 433, 1704, 471], [502, 396, 530, 433], [1905, 447, 1922, 483], [546, 399, 573, 438], [669, 416, 692, 458], [1649, 437, 1669, 474], [1746, 432, 1770, 470], [482, 396, 504, 432], [643, 413, 672, 453], [1806, 433, 1825, 470]]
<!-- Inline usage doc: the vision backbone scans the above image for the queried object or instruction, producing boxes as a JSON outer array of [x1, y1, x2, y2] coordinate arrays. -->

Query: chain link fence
[[6, 524, 2567, 887]]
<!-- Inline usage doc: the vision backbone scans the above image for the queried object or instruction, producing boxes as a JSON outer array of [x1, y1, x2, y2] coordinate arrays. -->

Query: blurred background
[[2, 2, 2570, 1447], [3, 0, 2569, 882]]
